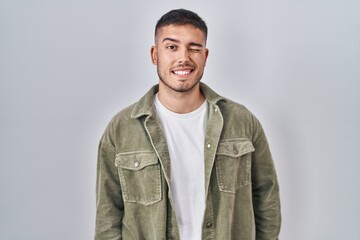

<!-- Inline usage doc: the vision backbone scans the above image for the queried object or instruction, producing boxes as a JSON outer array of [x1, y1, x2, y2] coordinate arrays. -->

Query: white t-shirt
[[154, 94, 207, 240]]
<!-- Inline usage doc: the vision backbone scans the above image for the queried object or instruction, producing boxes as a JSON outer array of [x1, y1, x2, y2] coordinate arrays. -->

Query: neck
[[158, 83, 205, 114]]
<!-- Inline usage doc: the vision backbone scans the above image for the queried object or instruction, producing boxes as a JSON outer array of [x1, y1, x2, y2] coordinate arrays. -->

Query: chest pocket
[[215, 139, 255, 193], [115, 151, 162, 205]]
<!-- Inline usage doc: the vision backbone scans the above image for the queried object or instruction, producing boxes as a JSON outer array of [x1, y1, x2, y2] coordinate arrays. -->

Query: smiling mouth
[[172, 69, 193, 76]]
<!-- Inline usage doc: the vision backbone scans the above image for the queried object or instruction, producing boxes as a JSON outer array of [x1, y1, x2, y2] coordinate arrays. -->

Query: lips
[[171, 62, 196, 77], [173, 69, 192, 76]]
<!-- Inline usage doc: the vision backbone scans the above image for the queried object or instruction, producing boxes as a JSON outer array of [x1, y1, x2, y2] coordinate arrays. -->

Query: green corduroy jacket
[[95, 83, 281, 240]]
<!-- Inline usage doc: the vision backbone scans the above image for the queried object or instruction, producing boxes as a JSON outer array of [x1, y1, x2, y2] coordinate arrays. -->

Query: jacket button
[[134, 161, 140, 168], [206, 222, 213, 228]]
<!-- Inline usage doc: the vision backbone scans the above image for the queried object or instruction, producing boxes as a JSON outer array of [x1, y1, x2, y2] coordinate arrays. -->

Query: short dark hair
[[155, 9, 208, 42]]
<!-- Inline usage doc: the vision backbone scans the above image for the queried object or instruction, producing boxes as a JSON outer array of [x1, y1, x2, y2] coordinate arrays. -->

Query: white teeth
[[173, 70, 191, 75]]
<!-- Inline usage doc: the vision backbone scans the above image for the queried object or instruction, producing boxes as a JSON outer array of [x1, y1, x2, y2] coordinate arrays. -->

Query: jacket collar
[[131, 82, 228, 119]]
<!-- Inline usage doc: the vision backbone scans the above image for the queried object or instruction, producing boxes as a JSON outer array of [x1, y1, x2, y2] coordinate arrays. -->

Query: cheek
[[195, 57, 207, 67], [191, 53, 207, 63], [160, 56, 178, 71]]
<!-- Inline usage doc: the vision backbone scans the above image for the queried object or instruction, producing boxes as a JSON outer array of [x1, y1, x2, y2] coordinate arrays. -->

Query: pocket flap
[[115, 152, 159, 170], [216, 139, 255, 157]]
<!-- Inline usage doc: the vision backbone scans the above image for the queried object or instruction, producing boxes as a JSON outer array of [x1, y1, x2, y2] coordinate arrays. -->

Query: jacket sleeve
[[95, 136, 124, 240], [251, 116, 281, 240]]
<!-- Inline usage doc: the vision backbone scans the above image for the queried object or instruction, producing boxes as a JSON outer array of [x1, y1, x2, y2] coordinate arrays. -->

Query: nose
[[178, 48, 190, 64]]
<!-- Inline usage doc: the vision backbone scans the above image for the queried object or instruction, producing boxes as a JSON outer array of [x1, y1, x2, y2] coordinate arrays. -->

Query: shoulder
[[218, 98, 257, 123], [201, 83, 256, 123], [100, 84, 158, 146], [109, 102, 138, 125], [216, 98, 265, 141], [100, 102, 140, 145]]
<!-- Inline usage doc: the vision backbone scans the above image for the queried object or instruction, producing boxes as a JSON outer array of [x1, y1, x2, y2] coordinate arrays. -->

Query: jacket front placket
[[201, 103, 224, 239], [143, 112, 180, 239]]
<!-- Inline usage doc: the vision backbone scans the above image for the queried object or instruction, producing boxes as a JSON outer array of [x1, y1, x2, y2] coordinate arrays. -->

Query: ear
[[151, 46, 157, 65], [204, 48, 209, 66]]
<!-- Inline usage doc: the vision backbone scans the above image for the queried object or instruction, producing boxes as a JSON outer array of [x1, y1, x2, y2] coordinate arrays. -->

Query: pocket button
[[134, 161, 140, 168]]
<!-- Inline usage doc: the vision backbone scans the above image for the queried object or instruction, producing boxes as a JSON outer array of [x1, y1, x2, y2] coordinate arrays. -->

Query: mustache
[[173, 63, 195, 69]]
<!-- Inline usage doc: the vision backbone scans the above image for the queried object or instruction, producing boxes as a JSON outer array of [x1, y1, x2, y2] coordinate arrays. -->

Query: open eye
[[166, 45, 177, 50]]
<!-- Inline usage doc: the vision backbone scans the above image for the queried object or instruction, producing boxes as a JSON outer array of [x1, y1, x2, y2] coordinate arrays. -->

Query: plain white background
[[1, 0, 359, 239]]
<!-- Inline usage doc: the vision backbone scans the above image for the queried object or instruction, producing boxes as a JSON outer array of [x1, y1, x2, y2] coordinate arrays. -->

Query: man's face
[[151, 24, 209, 93]]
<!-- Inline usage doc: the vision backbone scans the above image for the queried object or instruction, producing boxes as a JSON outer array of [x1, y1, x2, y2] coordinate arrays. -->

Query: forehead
[[156, 24, 206, 44]]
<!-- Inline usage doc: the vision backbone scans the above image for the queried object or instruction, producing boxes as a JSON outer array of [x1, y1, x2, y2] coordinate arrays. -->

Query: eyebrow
[[162, 37, 203, 48]]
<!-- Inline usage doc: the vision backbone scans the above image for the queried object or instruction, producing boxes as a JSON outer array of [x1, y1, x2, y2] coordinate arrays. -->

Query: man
[[95, 9, 281, 240]]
